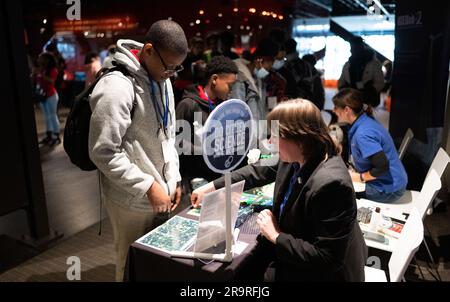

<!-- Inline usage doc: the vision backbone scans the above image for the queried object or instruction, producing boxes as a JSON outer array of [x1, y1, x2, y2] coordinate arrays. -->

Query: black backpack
[[63, 62, 136, 171]]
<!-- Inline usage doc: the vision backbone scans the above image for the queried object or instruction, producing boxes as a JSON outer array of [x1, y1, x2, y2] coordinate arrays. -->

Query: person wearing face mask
[[176, 55, 239, 186], [88, 20, 188, 281], [266, 32, 301, 102], [231, 38, 279, 123], [191, 99, 367, 281]]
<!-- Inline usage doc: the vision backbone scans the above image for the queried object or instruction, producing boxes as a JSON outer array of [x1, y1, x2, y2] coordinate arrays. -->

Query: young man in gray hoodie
[[88, 20, 188, 281]]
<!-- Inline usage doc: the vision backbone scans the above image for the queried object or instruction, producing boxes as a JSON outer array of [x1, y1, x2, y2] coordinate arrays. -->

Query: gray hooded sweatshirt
[[89, 39, 180, 211]]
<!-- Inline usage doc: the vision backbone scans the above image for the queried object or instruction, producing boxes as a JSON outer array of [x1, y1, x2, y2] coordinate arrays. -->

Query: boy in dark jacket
[[176, 55, 238, 185]]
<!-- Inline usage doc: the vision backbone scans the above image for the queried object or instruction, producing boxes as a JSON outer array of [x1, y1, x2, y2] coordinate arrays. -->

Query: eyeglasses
[[153, 46, 184, 76]]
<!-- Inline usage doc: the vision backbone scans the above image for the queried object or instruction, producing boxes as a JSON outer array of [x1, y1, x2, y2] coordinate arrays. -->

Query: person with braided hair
[[191, 99, 367, 281]]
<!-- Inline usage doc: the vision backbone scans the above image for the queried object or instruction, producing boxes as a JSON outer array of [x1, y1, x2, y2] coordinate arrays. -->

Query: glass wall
[[292, 15, 395, 81]]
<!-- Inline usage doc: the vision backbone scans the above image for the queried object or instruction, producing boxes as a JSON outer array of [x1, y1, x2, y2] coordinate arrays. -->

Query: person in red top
[[35, 52, 61, 146]]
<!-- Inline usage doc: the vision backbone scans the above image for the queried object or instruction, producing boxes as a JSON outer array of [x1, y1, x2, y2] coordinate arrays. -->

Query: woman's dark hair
[[38, 52, 57, 74], [267, 99, 338, 162], [332, 88, 373, 117], [84, 52, 99, 65]]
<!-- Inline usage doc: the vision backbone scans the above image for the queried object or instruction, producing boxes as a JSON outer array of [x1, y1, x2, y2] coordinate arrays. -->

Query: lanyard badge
[[204, 90, 215, 112], [150, 80, 170, 138]]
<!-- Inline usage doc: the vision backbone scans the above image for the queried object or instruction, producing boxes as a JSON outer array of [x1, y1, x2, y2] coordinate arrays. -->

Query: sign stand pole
[[170, 172, 234, 262], [170, 99, 253, 263], [224, 171, 233, 262]]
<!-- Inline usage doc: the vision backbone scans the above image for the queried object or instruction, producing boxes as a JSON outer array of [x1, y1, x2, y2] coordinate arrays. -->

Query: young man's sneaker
[[39, 131, 53, 145]]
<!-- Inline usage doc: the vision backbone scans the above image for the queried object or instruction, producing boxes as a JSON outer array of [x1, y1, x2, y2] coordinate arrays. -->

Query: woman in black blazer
[[191, 99, 367, 282]]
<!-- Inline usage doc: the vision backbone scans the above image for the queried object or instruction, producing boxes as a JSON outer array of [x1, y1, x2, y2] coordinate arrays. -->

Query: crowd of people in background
[[31, 26, 400, 203]]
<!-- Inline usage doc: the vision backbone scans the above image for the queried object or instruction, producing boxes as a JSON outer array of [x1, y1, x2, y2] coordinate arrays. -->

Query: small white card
[[232, 241, 249, 256], [162, 138, 175, 163]]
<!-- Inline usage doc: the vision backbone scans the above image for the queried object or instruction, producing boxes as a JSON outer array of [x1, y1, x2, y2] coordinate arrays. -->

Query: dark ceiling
[[22, 0, 396, 53], [292, 0, 395, 18]]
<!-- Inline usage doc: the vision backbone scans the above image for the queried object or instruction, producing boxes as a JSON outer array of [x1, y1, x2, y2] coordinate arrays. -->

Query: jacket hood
[[182, 85, 219, 110], [106, 39, 150, 83]]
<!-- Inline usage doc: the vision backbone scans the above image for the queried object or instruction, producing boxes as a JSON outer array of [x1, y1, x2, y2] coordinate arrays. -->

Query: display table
[[356, 198, 409, 253], [124, 206, 260, 282]]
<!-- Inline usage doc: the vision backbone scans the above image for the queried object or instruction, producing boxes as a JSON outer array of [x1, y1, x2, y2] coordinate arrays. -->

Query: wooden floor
[[0, 219, 115, 282], [0, 106, 103, 242], [38, 106, 104, 239]]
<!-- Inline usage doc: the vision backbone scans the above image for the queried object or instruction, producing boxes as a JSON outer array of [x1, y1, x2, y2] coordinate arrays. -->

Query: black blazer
[[214, 155, 367, 282]]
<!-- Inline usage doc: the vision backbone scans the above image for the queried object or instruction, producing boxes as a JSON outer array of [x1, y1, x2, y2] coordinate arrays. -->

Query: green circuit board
[[137, 216, 199, 253]]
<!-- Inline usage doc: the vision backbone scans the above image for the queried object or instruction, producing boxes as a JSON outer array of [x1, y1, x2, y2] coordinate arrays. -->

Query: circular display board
[[202, 99, 253, 174]]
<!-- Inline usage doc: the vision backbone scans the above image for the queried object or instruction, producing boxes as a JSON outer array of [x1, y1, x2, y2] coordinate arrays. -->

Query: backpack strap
[[94, 61, 138, 119]]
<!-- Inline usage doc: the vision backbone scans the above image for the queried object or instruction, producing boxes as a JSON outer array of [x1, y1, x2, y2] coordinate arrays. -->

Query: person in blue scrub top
[[332, 88, 407, 203]]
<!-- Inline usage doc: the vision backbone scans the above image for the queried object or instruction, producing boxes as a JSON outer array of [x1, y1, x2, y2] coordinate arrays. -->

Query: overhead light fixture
[[233, 8, 238, 13], [218, 13, 223, 17], [199, 10, 204, 15], [195, 19, 201, 24], [227, 25, 231, 29], [190, 22, 194, 27], [43, 19, 47, 24]]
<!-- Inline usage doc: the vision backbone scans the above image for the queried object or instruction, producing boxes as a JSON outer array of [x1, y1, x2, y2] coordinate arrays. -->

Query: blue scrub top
[[348, 113, 408, 193]]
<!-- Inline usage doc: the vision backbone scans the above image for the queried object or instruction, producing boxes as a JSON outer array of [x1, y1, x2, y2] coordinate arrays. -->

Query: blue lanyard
[[150, 80, 169, 130], [204, 90, 215, 112], [280, 164, 301, 219]]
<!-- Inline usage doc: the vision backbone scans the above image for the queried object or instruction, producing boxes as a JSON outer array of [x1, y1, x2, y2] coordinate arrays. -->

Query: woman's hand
[[257, 209, 280, 244], [190, 182, 215, 208]]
